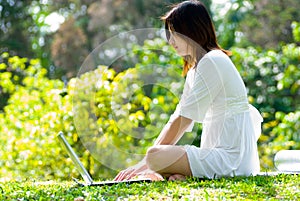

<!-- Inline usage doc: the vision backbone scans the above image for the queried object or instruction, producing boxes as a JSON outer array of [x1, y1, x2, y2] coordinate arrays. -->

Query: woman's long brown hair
[[161, 0, 231, 76]]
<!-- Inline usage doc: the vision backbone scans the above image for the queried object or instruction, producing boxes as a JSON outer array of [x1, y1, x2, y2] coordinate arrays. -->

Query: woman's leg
[[145, 145, 192, 179]]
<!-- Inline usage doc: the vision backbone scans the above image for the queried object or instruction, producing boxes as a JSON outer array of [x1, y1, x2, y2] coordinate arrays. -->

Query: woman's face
[[168, 31, 191, 56]]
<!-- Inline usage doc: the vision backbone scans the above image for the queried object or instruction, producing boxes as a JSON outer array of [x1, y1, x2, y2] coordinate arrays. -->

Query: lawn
[[0, 174, 299, 200]]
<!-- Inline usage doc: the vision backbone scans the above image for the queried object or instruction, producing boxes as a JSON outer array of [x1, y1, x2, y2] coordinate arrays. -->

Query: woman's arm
[[154, 115, 193, 145], [114, 115, 192, 181]]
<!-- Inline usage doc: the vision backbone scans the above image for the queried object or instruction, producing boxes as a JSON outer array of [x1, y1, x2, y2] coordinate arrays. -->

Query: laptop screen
[[57, 132, 94, 184]]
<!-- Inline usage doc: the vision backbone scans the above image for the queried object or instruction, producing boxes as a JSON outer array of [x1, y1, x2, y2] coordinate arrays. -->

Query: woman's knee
[[145, 146, 164, 171]]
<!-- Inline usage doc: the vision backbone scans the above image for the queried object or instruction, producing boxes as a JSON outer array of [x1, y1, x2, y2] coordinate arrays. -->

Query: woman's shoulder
[[205, 49, 229, 59], [196, 49, 236, 76], [198, 49, 231, 66]]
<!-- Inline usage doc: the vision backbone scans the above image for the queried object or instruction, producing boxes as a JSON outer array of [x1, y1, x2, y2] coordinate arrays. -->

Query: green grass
[[0, 174, 299, 200]]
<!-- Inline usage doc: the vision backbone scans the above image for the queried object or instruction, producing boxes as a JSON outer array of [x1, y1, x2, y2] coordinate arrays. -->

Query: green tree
[[50, 0, 213, 78], [51, 17, 88, 78], [214, 0, 300, 49], [0, 0, 214, 79], [0, 0, 54, 75], [0, 0, 35, 57], [239, 0, 300, 48], [214, 0, 251, 49]]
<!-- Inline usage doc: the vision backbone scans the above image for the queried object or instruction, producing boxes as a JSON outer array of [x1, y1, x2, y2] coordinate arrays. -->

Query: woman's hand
[[114, 165, 164, 181], [114, 161, 147, 181]]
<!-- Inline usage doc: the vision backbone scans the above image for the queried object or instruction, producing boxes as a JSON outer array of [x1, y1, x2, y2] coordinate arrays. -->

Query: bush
[[0, 53, 76, 181]]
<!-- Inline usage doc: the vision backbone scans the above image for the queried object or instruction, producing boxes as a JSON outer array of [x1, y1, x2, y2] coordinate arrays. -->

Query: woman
[[114, 0, 262, 181]]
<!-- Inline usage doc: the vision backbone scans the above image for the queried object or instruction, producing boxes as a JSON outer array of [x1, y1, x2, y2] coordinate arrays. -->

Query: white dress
[[169, 50, 263, 178]]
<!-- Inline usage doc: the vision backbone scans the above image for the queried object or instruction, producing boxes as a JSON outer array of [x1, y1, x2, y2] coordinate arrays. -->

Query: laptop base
[[73, 178, 152, 187]]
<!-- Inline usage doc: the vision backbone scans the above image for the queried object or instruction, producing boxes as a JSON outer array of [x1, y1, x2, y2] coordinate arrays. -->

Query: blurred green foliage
[[2, 0, 299, 79], [1, 23, 300, 181], [0, 38, 188, 181], [0, 53, 74, 181]]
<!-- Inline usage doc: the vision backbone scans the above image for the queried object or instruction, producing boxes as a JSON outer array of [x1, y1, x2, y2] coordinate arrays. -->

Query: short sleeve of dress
[[168, 85, 195, 132], [179, 57, 225, 122]]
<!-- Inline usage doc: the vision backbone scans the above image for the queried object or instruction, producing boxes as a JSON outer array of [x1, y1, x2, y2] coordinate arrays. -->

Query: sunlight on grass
[[0, 174, 299, 200]]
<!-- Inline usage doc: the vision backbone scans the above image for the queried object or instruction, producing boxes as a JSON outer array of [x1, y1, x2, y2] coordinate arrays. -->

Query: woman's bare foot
[[168, 174, 186, 181]]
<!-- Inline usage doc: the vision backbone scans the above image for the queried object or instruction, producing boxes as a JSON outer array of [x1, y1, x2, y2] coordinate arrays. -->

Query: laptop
[[57, 131, 151, 186]]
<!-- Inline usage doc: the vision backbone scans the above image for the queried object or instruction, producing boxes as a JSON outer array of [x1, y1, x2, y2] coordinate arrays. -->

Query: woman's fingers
[[125, 171, 137, 180], [114, 168, 135, 181], [114, 170, 128, 181], [114, 160, 148, 181]]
